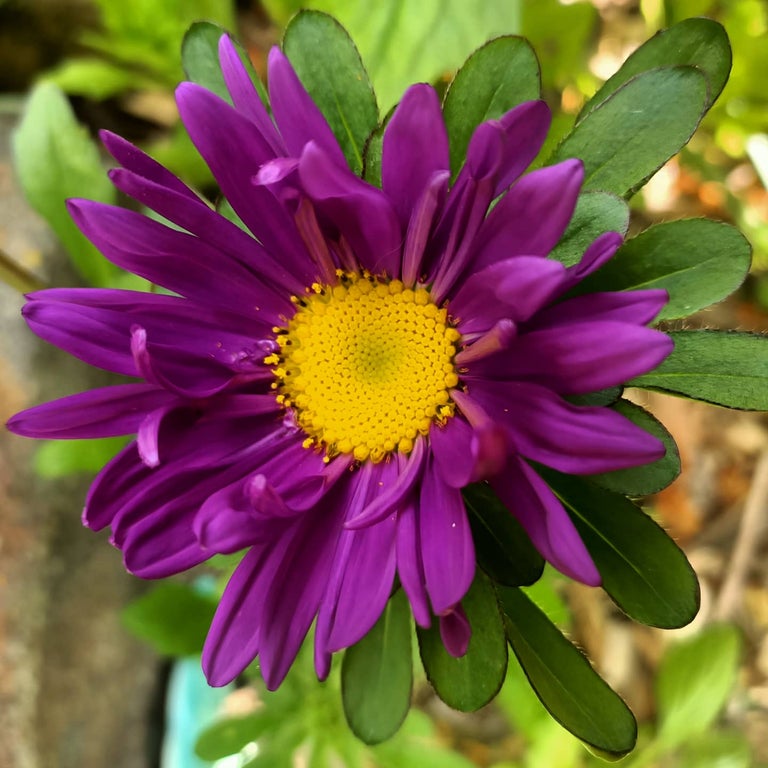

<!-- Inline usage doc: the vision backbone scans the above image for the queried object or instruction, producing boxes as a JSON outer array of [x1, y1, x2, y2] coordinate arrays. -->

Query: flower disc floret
[[271, 273, 459, 462]]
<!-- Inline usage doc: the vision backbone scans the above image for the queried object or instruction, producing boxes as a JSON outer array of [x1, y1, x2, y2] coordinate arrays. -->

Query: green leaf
[[679, 731, 752, 768], [499, 586, 637, 756], [12, 83, 119, 286], [549, 192, 630, 268], [656, 625, 741, 749], [283, 11, 378, 175], [541, 469, 699, 629], [463, 483, 544, 586], [443, 36, 540, 176], [630, 330, 768, 410], [34, 436, 129, 478], [182, 22, 269, 107], [121, 582, 218, 656], [589, 400, 680, 496], [570, 219, 751, 320], [341, 588, 412, 744], [549, 67, 708, 198], [417, 571, 508, 711], [362, 110, 392, 187], [195, 712, 279, 761], [44, 58, 157, 99], [581, 18, 731, 118]]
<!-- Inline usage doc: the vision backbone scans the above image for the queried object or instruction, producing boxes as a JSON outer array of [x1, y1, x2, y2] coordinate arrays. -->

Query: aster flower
[[7, 34, 672, 691]]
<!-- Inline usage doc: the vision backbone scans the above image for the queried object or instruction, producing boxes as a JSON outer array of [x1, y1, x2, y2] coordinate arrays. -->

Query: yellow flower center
[[270, 273, 459, 463]]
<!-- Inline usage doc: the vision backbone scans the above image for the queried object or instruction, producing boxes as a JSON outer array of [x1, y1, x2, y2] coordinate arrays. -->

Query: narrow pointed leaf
[[550, 67, 708, 198], [341, 589, 412, 744], [443, 36, 541, 176], [541, 468, 699, 628], [283, 10, 378, 175], [464, 483, 544, 586], [499, 586, 637, 756], [549, 191, 629, 267], [580, 18, 730, 118], [589, 400, 680, 496], [570, 219, 751, 320], [418, 571, 508, 711], [182, 22, 269, 107], [630, 330, 768, 410]]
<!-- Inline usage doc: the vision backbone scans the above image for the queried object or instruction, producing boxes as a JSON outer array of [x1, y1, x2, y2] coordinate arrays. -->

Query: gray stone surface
[[0, 110, 160, 768]]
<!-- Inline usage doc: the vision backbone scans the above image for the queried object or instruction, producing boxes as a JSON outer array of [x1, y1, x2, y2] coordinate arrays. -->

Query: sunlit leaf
[[12, 83, 119, 286], [656, 625, 741, 748]]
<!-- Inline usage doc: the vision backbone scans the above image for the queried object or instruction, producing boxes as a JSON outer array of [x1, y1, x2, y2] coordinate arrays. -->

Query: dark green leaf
[[589, 400, 680, 496], [362, 108, 394, 187], [12, 83, 119, 286], [499, 586, 637, 756], [443, 36, 540, 176], [121, 582, 218, 656], [195, 712, 278, 761], [570, 219, 751, 320], [541, 468, 699, 629], [630, 330, 768, 410], [580, 18, 731, 118], [549, 192, 630, 268], [341, 588, 412, 744], [464, 483, 544, 586], [182, 22, 269, 107], [418, 571, 508, 711], [549, 67, 708, 198], [656, 625, 741, 748], [283, 11, 378, 175], [568, 386, 623, 407]]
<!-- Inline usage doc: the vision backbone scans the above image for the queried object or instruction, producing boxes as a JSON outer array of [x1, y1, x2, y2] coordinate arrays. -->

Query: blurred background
[[0, 1, 767, 766]]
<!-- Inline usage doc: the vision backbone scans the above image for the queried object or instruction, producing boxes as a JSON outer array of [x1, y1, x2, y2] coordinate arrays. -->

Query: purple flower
[[7, 37, 672, 689]]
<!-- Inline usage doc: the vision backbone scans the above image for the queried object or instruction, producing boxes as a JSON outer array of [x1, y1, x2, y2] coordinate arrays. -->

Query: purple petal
[[492, 456, 600, 585], [470, 160, 584, 273], [461, 101, 551, 196], [451, 256, 568, 335], [439, 604, 471, 657], [6, 383, 175, 439], [382, 84, 449, 226], [564, 231, 623, 288], [470, 322, 674, 394], [203, 543, 280, 686], [396, 501, 431, 628], [100, 130, 200, 201], [68, 199, 292, 323], [267, 47, 347, 167], [136, 404, 177, 467], [472, 380, 665, 474], [298, 142, 403, 276], [419, 456, 475, 615], [430, 417, 474, 488], [530, 289, 669, 329], [345, 438, 426, 528], [218, 35, 284, 154], [106, 167, 309, 295], [402, 171, 449, 286], [320, 465, 398, 651], [176, 82, 315, 274]]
